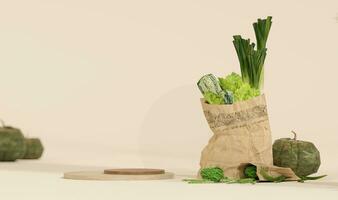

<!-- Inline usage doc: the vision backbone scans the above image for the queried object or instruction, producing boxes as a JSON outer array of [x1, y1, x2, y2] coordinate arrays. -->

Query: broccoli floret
[[200, 167, 224, 182], [244, 165, 258, 179]]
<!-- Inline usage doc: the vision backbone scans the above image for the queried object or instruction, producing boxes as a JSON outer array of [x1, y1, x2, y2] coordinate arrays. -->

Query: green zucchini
[[198, 74, 234, 105], [197, 74, 223, 95]]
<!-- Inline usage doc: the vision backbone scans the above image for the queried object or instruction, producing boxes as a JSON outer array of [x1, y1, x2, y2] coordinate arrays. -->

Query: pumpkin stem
[[291, 130, 297, 140]]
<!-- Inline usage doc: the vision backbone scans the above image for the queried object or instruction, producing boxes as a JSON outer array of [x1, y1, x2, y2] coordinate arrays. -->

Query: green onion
[[253, 16, 272, 50], [233, 16, 272, 90]]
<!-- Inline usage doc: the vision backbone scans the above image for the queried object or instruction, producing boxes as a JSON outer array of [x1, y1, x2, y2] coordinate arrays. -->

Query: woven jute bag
[[199, 94, 273, 179]]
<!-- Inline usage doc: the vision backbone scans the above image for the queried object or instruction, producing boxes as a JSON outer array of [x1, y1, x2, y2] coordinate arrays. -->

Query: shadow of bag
[[199, 94, 273, 179]]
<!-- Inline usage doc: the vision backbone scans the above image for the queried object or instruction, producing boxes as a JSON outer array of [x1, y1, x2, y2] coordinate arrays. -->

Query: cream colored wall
[[0, 0, 337, 173]]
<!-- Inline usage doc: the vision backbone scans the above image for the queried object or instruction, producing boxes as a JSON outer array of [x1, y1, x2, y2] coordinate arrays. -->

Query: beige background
[[0, 0, 337, 174]]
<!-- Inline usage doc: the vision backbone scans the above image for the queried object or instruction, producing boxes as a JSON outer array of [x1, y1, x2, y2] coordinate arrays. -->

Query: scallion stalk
[[233, 16, 272, 90]]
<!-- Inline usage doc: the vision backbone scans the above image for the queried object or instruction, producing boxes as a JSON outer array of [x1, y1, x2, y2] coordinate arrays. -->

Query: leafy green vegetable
[[203, 91, 224, 104], [198, 17, 272, 101], [234, 82, 260, 102], [200, 167, 224, 182], [244, 165, 258, 179], [183, 167, 256, 184], [233, 17, 272, 90], [219, 72, 243, 92], [219, 73, 260, 102]]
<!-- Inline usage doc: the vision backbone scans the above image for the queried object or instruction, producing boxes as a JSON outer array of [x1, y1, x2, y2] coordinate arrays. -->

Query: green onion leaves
[[253, 16, 272, 50], [233, 16, 272, 90]]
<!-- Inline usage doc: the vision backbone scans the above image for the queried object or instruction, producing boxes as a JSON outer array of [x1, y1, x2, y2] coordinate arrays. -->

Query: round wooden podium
[[64, 168, 174, 181]]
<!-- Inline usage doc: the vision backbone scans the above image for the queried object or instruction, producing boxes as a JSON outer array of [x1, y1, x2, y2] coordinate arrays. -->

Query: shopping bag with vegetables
[[198, 17, 273, 179]]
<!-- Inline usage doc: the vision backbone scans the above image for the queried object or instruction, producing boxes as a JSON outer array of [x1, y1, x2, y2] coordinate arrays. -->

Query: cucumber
[[198, 74, 234, 105], [197, 74, 223, 95]]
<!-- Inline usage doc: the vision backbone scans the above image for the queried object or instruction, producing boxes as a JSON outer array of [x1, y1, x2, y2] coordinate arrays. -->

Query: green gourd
[[23, 138, 44, 159], [273, 131, 321, 177], [0, 120, 26, 161]]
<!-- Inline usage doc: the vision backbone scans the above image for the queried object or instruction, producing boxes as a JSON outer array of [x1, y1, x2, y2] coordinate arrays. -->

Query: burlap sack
[[199, 94, 273, 179]]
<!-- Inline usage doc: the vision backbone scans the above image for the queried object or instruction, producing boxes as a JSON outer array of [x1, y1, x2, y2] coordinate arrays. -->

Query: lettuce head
[[219, 72, 260, 102], [203, 91, 224, 104]]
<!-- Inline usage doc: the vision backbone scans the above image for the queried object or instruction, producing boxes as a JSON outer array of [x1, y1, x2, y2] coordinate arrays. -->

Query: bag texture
[[199, 94, 273, 179]]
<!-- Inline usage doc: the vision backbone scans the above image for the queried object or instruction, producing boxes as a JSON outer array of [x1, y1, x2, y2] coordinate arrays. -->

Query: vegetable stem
[[291, 130, 297, 140]]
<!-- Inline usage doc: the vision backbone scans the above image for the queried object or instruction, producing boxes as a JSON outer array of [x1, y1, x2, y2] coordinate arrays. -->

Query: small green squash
[[273, 131, 321, 177], [23, 138, 44, 159], [0, 121, 26, 161]]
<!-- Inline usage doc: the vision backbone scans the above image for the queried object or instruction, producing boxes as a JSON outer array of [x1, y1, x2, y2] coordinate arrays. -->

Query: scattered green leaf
[[298, 175, 327, 183]]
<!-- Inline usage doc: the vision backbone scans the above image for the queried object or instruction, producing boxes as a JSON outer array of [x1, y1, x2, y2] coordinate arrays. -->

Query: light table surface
[[1, 161, 338, 200]]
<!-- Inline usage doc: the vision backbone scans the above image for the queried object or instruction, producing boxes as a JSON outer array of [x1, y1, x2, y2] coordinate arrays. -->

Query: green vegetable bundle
[[198, 72, 259, 104], [233, 16, 272, 90], [197, 17, 272, 104]]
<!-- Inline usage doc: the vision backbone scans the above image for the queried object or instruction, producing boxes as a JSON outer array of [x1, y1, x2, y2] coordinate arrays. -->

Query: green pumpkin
[[0, 121, 26, 161], [23, 138, 44, 159], [273, 131, 321, 177]]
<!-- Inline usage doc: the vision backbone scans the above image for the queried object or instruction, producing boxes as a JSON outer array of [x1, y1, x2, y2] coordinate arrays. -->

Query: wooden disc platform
[[63, 168, 174, 181], [104, 168, 165, 175]]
